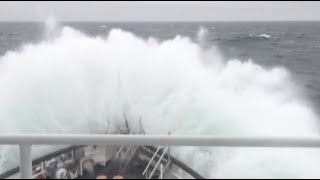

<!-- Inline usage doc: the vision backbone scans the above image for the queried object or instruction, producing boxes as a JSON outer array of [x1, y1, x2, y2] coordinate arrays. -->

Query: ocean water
[[0, 21, 320, 178]]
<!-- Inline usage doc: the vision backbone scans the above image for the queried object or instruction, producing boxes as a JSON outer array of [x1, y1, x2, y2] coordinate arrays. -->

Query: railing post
[[20, 144, 32, 179], [160, 164, 163, 179], [149, 147, 168, 179]]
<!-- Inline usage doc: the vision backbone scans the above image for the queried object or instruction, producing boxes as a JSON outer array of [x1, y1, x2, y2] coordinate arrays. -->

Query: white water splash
[[258, 34, 272, 39], [197, 26, 209, 46], [0, 25, 319, 178]]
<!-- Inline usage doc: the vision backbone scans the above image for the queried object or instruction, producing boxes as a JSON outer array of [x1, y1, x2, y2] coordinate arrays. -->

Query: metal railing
[[142, 146, 170, 179], [142, 147, 162, 176], [2, 134, 320, 179], [148, 147, 168, 179], [160, 164, 163, 179], [115, 125, 137, 160]]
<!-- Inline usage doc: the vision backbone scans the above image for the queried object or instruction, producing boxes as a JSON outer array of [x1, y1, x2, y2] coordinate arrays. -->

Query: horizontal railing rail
[[2, 134, 320, 179], [1, 135, 320, 147]]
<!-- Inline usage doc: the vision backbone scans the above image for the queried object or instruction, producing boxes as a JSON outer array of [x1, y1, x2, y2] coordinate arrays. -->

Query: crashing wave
[[0, 25, 318, 178]]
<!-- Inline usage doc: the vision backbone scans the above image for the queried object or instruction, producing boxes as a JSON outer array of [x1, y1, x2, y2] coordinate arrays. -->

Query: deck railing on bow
[[1, 134, 320, 179]]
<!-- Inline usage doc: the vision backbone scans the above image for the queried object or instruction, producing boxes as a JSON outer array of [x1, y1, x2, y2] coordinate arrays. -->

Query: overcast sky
[[0, 1, 319, 22]]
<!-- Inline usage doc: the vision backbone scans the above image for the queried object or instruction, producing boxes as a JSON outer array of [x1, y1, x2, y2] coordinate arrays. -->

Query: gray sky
[[0, 1, 320, 22]]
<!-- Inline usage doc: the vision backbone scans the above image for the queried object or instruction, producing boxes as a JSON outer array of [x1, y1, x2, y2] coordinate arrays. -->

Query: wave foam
[[0, 26, 318, 178]]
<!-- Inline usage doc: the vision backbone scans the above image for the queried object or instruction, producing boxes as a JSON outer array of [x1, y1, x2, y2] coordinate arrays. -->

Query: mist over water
[[0, 21, 319, 178]]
